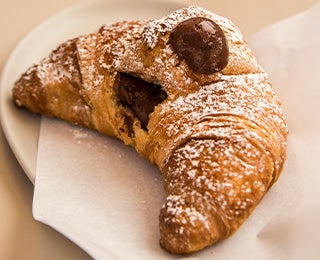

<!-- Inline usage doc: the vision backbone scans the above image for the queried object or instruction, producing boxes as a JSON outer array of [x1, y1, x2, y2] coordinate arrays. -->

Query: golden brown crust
[[12, 6, 287, 254], [12, 39, 94, 128]]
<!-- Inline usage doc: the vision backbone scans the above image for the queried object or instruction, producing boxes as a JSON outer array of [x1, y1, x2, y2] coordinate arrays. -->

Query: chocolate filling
[[117, 73, 167, 130], [169, 17, 229, 74]]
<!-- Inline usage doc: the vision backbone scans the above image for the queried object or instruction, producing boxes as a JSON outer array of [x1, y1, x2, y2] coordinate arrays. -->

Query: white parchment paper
[[33, 3, 320, 259]]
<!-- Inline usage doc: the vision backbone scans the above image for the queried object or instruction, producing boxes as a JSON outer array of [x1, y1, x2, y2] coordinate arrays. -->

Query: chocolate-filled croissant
[[12, 6, 288, 254]]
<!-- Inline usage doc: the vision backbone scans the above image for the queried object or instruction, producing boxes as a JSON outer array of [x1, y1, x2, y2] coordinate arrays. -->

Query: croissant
[[12, 6, 288, 254]]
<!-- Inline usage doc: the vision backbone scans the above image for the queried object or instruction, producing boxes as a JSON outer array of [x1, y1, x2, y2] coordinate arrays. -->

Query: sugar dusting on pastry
[[156, 71, 287, 246], [15, 5, 261, 98], [12, 5, 288, 254], [142, 6, 242, 49]]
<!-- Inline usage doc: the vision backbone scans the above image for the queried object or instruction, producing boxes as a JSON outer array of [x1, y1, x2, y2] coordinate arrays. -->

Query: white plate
[[0, 0, 185, 183]]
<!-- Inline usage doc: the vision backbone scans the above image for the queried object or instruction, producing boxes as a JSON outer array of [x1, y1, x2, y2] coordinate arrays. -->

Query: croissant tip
[[159, 197, 225, 254]]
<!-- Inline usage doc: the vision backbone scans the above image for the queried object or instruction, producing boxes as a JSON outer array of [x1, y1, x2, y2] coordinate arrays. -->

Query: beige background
[[0, 0, 318, 259]]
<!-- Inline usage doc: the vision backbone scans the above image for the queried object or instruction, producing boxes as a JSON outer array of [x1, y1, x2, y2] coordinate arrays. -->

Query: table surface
[[0, 0, 318, 259]]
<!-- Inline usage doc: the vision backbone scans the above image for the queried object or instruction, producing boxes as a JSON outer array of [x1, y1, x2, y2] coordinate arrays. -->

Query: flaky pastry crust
[[12, 6, 288, 254]]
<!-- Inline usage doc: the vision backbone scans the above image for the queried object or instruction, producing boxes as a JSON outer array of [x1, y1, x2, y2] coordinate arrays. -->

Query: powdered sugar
[[158, 69, 287, 233], [164, 194, 210, 230], [13, 6, 288, 250], [142, 5, 243, 49]]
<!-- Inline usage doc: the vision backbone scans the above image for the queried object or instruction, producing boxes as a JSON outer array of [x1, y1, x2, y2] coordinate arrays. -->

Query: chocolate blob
[[169, 17, 229, 74], [117, 73, 167, 130]]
